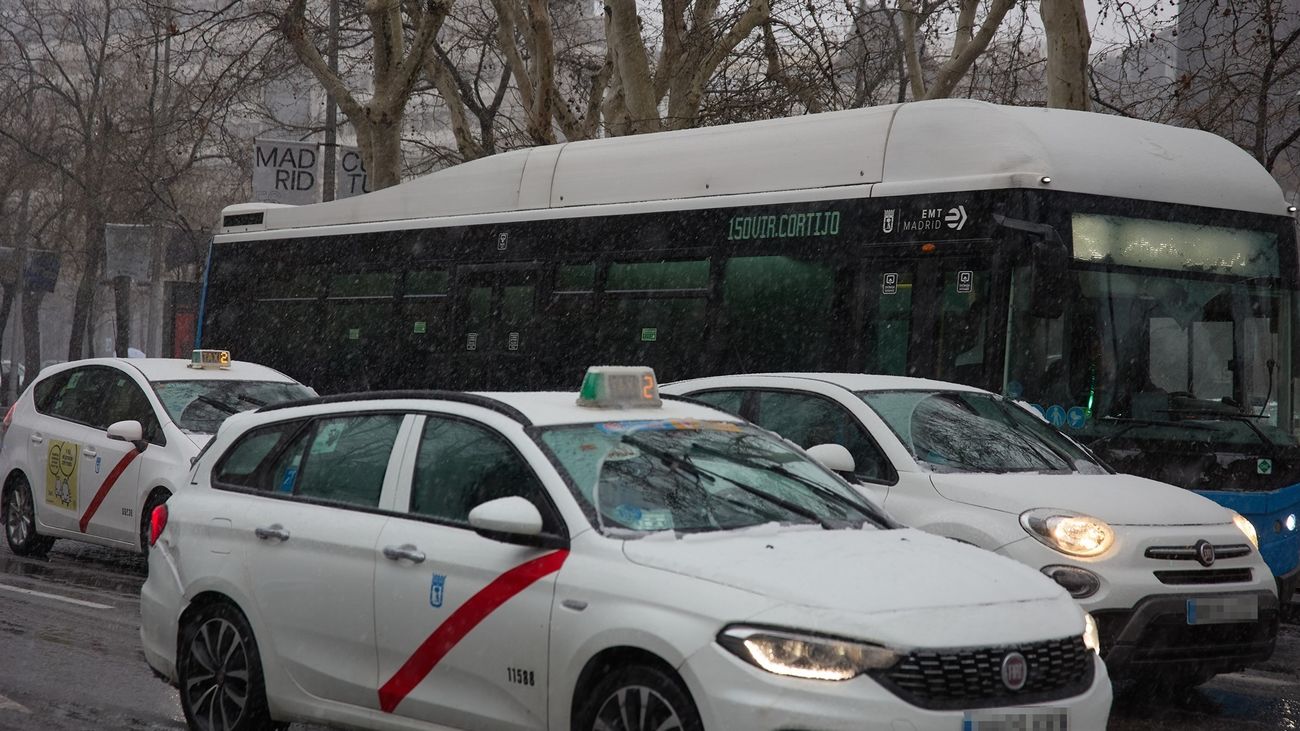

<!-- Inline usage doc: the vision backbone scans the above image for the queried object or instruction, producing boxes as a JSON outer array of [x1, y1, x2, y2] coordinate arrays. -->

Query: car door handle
[[254, 524, 291, 542], [382, 544, 426, 564], [82, 448, 97, 458], [30, 434, 43, 445]]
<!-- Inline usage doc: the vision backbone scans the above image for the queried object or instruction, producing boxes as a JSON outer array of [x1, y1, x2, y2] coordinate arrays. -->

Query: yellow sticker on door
[[45, 441, 79, 510]]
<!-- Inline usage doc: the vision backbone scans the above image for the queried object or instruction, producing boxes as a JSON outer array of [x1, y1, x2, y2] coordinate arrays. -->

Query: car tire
[[139, 488, 171, 555], [3, 476, 54, 557], [177, 601, 278, 731], [574, 663, 704, 731]]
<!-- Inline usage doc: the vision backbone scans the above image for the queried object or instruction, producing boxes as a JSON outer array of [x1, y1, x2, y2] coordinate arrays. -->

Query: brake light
[[2, 402, 15, 433], [149, 504, 168, 546]]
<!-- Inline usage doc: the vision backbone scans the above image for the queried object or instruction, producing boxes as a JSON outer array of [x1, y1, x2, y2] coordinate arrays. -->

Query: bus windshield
[[1007, 212, 1297, 456]]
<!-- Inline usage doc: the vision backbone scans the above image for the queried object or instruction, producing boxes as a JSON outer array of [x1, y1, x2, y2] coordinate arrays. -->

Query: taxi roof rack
[[258, 390, 532, 426]]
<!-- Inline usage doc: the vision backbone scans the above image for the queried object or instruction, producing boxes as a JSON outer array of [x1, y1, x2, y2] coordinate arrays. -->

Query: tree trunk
[[114, 275, 131, 357], [67, 219, 105, 360], [1041, 0, 1091, 110], [0, 286, 14, 402], [22, 289, 41, 382]]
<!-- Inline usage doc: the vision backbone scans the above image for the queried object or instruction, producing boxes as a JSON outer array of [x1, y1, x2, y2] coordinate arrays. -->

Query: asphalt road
[[1, 539, 1298, 730]]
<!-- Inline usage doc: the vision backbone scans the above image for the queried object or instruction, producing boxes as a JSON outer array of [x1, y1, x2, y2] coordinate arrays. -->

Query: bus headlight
[[1232, 512, 1260, 549], [1020, 508, 1114, 558], [717, 626, 899, 680]]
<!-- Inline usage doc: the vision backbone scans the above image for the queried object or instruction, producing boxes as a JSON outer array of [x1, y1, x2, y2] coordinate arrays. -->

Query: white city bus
[[203, 98, 1300, 601]]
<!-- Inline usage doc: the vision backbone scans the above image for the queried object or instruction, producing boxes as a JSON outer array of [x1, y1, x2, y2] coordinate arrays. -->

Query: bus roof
[[220, 99, 1292, 237]]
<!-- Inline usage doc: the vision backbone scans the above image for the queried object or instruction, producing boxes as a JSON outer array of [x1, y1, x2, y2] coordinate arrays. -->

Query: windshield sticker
[[1044, 405, 1067, 429], [429, 574, 446, 608], [612, 504, 674, 531], [45, 441, 79, 510], [279, 466, 298, 493], [603, 444, 641, 461], [1066, 406, 1087, 429]]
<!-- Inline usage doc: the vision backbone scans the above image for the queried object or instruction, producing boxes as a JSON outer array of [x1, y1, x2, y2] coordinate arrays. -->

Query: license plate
[[963, 708, 1068, 731], [1186, 595, 1258, 625]]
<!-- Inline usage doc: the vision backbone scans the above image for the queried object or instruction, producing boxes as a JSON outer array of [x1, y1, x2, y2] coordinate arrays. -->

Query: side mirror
[[807, 443, 856, 475], [106, 419, 148, 452], [469, 496, 544, 544]]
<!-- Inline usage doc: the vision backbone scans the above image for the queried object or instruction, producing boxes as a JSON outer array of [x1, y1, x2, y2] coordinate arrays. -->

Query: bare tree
[[282, 0, 451, 188], [1041, 0, 1089, 109]]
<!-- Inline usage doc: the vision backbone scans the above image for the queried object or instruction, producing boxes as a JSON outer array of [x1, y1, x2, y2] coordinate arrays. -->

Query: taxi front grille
[[872, 635, 1093, 710], [1154, 568, 1254, 585], [1145, 544, 1252, 561]]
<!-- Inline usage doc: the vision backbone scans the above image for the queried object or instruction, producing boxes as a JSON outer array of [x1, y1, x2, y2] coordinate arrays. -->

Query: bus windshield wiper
[[1159, 409, 1274, 446], [620, 433, 833, 529]]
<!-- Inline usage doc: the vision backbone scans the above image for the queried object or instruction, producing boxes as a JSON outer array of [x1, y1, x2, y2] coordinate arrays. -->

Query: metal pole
[[322, 0, 339, 202]]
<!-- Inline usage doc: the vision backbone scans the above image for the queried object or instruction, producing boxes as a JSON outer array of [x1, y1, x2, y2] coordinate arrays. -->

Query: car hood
[[621, 525, 1064, 616], [928, 472, 1233, 526]]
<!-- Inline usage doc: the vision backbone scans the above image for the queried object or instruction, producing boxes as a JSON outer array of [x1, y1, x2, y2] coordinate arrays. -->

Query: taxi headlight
[[1019, 508, 1114, 558], [717, 626, 899, 681], [1232, 512, 1260, 549], [1083, 613, 1101, 655]]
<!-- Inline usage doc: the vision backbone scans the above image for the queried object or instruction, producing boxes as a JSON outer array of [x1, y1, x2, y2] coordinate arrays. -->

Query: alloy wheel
[[183, 617, 251, 731], [5, 486, 31, 547], [592, 685, 685, 731]]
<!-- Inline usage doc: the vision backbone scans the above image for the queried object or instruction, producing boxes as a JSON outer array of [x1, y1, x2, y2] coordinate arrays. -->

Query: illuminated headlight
[[1232, 512, 1260, 549], [1288, 514, 1297, 532], [1083, 613, 1101, 655], [1020, 508, 1114, 558], [717, 626, 899, 681]]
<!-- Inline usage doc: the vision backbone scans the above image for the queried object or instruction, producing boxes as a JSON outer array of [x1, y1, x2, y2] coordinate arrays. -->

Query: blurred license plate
[[963, 708, 1068, 730], [1187, 595, 1258, 625]]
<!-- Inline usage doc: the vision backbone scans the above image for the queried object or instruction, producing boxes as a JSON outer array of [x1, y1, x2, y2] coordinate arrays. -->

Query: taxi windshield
[[152, 380, 314, 434], [536, 420, 890, 536], [858, 390, 1109, 475]]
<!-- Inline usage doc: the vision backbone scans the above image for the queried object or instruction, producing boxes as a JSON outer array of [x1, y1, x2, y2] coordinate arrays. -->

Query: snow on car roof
[[668, 372, 988, 394], [119, 358, 299, 383], [473, 391, 744, 427]]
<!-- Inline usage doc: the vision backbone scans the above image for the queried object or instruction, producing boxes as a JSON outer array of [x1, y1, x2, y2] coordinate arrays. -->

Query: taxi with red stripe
[[140, 366, 1112, 731], [0, 351, 313, 557]]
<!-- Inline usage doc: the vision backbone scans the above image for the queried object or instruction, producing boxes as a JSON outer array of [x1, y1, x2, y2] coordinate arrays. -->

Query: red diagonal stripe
[[378, 549, 569, 713], [78, 450, 141, 533]]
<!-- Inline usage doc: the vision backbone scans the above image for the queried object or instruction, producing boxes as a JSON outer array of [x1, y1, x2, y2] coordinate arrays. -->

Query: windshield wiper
[[194, 394, 238, 415], [620, 433, 834, 529], [1158, 408, 1273, 447], [236, 393, 267, 407], [687, 440, 890, 527]]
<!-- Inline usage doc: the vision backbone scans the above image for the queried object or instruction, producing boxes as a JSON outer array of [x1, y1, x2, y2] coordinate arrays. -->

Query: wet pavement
[[1, 539, 1298, 729]]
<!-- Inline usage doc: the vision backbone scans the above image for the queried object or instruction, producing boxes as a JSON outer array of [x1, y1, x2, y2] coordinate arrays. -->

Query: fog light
[[1042, 565, 1101, 599]]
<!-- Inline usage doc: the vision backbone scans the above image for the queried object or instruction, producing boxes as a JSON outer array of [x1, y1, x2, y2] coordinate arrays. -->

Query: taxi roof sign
[[577, 366, 662, 409], [189, 349, 231, 369]]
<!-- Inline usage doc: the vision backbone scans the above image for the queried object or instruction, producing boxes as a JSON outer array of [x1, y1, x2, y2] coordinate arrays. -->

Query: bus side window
[[719, 257, 834, 373]]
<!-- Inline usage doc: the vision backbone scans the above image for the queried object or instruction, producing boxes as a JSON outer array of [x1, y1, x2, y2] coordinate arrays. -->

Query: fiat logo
[[1001, 652, 1028, 691], [1195, 539, 1216, 567]]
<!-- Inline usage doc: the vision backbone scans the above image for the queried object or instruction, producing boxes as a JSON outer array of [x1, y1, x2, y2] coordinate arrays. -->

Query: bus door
[[861, 255, 996, 389], [453, 266, 540, 389]]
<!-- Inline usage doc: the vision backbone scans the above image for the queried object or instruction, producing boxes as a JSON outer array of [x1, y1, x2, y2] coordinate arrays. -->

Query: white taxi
[[141, 367, 1111, 731], [660, 373, 1279, 690], [0, 351, 313, 557]]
